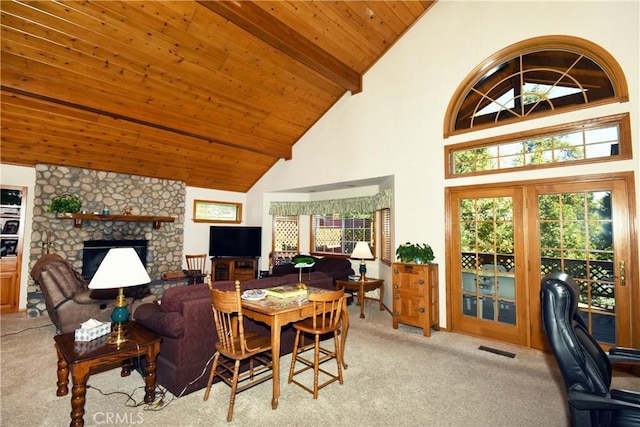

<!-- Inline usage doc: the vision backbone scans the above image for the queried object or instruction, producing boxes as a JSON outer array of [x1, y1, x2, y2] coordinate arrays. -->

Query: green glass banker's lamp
[[294, 257, 315, 289], [89, 247, 151, 345]]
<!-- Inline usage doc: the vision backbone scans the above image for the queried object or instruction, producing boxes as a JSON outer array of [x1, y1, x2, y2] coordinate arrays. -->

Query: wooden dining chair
[[287, 288, 345, 399], [185, 254, 207, 284], [203, 277, 273, 422]]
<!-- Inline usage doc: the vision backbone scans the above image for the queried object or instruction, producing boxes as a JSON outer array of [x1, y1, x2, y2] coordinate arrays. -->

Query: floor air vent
[[478, 345, 516, 358]]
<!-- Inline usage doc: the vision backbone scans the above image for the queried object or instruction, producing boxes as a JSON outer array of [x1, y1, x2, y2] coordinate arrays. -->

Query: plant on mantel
[[395, 242, 435, 265], [47, 194, 82, 214]]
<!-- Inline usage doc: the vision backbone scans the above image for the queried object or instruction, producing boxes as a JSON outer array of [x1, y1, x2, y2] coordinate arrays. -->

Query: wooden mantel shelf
[[56, 213, 176, 229]]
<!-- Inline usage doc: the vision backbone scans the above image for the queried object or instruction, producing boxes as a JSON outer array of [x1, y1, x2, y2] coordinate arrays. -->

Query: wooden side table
[[53, 322, 161, 427], [336, 278, 385, 319]]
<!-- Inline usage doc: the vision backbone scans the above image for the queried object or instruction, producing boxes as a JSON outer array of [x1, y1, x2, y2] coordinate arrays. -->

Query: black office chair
[[540, 272, 640, 427]]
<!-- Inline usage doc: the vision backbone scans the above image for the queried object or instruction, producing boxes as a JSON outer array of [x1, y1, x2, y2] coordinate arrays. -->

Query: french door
[[449, 187, 527, 345], [528, 177, 635, 350], [447, 173, 637, 349]]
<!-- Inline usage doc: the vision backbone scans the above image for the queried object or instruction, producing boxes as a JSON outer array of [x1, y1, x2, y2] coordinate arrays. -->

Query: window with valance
[[270, 189, 392, 257]]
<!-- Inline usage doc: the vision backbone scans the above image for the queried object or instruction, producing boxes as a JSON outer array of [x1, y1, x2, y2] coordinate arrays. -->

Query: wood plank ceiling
[[1, 1, 434, 192]]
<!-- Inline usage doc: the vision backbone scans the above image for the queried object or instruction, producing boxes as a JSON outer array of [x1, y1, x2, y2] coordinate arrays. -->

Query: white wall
[[248, 1, 640, 326], [183, 187, 248, 275]]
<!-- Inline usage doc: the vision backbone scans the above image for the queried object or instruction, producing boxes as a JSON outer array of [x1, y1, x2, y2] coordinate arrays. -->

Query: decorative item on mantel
[[123, 206, 132, 216], [47, 194, 82, 216], [395, 242, 435, 265]]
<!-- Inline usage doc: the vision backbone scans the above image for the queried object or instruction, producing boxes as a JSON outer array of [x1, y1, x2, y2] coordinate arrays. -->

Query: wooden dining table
[[241, 286, 349, 409]]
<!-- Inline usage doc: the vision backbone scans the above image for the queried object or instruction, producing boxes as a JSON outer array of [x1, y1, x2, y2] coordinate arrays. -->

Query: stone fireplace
[[27, 164, 186, 317]]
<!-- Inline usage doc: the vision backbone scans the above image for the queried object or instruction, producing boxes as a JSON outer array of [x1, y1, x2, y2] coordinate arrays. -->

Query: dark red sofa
[[270, 255, 354, 283]]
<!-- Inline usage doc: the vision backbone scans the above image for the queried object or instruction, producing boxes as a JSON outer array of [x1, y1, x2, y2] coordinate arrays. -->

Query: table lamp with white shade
[[89, 247, 151, 345], [351, 242, 374, 281]]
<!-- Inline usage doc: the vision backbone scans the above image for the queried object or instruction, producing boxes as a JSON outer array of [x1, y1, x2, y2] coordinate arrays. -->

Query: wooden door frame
[[445, 171, 638, 349], [0, 185, 27, 314]]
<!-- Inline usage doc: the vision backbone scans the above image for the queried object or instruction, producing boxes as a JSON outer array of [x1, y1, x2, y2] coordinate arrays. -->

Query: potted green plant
[[396, 242, 435, 264], [48, 194, 82, 215]]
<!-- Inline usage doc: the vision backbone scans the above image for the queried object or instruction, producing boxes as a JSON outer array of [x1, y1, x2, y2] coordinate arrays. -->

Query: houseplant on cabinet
[[395, 242, 435, 264]]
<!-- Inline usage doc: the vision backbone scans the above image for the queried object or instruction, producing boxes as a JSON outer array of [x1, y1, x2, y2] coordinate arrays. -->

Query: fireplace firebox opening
[[82, 239, 148, 281]]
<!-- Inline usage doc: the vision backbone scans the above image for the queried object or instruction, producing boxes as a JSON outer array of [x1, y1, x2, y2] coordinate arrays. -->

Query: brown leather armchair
[[31, 253, 118, 333]]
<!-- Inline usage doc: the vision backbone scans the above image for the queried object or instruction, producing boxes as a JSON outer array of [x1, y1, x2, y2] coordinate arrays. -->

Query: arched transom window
[[445, 36, 628, 137]]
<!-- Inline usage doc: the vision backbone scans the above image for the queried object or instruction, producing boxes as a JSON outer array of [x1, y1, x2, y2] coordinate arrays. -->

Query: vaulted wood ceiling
[[1, 1, 434, 192]]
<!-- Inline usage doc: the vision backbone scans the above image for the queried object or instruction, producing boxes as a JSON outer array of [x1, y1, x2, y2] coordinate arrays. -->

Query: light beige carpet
[[1, 302, 637, 426]]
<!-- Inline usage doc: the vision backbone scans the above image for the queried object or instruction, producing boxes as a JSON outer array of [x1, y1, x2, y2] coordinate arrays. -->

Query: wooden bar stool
[[287, 288, 345, 399]]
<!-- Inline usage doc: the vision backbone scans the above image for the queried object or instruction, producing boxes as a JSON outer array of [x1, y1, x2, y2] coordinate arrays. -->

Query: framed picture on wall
[[193, 200, 242, 223]]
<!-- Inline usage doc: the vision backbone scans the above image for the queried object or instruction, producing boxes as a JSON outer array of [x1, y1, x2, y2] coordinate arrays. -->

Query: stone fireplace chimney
[[27, 164, 185, 317]]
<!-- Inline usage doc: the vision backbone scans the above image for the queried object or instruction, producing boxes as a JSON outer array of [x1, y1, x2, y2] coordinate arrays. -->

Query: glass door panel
[[451, 188, 526, 346], [528, 177, 634, 350], [460, 196, 516, 325], [538, 190, 617, 345]]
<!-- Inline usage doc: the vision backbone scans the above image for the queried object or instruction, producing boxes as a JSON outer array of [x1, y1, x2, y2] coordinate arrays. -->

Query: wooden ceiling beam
[[197, 0, 362, 94], [0, 132, 268, 188], [1, 86, 292, 160]]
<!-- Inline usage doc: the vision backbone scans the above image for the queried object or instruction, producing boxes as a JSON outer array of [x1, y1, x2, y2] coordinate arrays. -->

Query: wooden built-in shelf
[[56, 213, 176, 229]]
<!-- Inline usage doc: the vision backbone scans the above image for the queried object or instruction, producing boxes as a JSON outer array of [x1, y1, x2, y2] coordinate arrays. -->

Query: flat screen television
[[209, 226, 262, 258]]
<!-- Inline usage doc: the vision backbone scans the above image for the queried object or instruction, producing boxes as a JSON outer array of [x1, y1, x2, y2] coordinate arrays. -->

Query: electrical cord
[[0, 323, 54, 337], [86, 337, 174, 411], [87, 383, 172, 411], [177, 350, 217, 398]]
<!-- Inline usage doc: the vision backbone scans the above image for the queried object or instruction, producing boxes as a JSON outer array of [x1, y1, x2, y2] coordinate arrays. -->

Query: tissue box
[[74, 321, 111, 342], [74, 335, 109, 354]]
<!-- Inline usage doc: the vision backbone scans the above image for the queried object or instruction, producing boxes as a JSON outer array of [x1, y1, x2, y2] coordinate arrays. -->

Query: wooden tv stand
[[211, 257, 258, 282]]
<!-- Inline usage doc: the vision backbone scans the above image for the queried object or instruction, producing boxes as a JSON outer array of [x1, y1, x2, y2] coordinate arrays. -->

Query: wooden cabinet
[[211, 258, 257, 282], [0, 269, 18, 312], [392, 263, 439, 337], [1, 186, 26, 314]]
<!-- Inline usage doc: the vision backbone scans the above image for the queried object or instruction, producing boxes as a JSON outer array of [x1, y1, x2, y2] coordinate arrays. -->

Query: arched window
[[444, 36, 628, 138]]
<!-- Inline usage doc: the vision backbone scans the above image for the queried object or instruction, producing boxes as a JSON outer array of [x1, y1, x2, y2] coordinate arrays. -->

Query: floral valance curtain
[[269, 189, 392, 216]]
